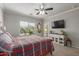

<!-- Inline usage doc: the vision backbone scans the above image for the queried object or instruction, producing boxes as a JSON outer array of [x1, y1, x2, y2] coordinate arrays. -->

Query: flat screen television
[[52, 20, 65, 28]]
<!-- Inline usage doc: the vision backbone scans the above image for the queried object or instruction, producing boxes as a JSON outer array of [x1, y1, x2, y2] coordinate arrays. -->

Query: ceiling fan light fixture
[[40, 10, 45, 15]]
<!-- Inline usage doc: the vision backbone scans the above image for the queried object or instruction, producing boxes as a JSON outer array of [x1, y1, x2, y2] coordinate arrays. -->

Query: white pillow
[[0, 33, 13, 51], [5, 32, 14, 40], [0, 33, 13, 43]]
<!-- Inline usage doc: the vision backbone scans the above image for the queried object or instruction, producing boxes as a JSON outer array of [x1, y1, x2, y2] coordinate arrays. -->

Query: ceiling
[[1, 3, 79, 18]]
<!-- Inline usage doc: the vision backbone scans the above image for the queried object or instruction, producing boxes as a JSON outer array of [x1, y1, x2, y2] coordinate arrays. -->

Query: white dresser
[[49, 34, 65, 46]]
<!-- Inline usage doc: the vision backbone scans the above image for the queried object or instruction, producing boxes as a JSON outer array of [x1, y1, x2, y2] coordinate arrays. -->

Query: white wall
[[44, 7, 79, 48], [0, 7, 3, 27], [4, 11, 43, 36]]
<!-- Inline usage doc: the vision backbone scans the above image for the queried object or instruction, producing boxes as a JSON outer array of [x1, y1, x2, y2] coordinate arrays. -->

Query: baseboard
[[71, 46, 79, 49]]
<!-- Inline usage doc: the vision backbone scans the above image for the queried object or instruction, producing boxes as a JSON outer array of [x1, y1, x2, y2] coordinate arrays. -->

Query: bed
[[0, 32, 54, 56]]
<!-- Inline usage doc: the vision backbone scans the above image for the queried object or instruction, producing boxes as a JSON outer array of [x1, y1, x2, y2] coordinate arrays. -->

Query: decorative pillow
[[0, 33, 14, 51], [5, 32, 14, 40], [0, 30, 4, 35]]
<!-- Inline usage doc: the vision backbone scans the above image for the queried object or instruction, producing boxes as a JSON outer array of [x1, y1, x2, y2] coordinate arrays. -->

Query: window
[[20, 21, 28, 28], [20, 21, 35, 35]]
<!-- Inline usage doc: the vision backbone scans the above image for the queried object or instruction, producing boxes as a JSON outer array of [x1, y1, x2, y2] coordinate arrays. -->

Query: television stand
[[49, 34, 65, 46]]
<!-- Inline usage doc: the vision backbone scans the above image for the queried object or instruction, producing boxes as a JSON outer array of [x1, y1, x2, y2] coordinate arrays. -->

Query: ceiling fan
[[35, 3, 53, 15]]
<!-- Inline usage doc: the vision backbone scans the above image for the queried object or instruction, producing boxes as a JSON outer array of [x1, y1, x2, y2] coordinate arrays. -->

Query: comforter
[[1, 35, 54, 56]]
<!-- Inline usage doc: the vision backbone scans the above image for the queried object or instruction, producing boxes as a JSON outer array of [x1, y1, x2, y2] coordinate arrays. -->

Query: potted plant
[[60, 30, 67, 36]]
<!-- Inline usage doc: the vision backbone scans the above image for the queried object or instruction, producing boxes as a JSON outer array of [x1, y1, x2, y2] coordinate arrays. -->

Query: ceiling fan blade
[[45, 8, 53, 11], [45, 12, 48, 14], [36, 12, 40, 15], [35, 9, 39, 11]]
